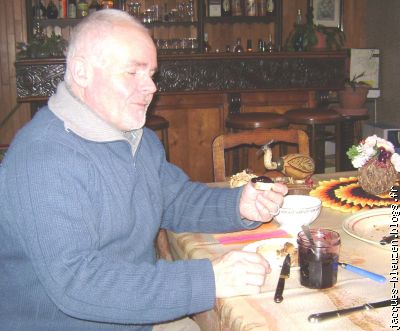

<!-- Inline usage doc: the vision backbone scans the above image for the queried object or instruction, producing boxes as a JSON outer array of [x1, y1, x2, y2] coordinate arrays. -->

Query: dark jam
[[251, 176, 273, 184], [299, 249, 339, 289]]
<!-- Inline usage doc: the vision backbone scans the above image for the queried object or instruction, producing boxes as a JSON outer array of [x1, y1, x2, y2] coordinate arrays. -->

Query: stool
[[226, 112, 289, 131], [145, 115, 170, 161], [226, 112, 289, 173], [332, 108, 369, 171], [284, 108, 344, 174]]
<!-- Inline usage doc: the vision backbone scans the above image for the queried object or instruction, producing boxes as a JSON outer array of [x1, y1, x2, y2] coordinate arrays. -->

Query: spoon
[[301, 225, 317, 254]]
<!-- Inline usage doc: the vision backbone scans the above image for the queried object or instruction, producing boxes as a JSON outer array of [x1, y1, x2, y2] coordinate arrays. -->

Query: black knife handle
[[274, 278, 285, 303], [380, 234, 397, 245]]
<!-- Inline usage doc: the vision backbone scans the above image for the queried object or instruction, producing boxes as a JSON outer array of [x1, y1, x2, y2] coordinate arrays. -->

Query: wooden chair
[[145, 115, 170, 161], [212, 128, 310, 182]]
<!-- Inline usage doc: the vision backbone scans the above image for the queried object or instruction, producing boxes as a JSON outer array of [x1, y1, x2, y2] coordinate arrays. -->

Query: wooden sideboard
[[15, 51, 347, 182]]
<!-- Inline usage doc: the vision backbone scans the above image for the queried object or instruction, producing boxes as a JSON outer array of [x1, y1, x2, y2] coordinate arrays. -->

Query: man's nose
[[142, 76, 157, 94]]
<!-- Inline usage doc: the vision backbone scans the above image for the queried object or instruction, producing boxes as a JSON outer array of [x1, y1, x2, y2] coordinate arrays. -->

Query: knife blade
[[380, 234, 397, 245], [308, 299, 392, 323], [274, 254, 291, 303]]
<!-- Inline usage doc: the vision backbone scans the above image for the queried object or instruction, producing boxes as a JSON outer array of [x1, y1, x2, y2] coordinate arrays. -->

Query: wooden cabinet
[[26, 0, 282, 53], [15, 51, 347, 181]]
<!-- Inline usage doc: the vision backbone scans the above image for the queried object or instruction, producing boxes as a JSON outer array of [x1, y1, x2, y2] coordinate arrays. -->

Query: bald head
[[63, 9, 158, 131], [65, 9, 152, 84]]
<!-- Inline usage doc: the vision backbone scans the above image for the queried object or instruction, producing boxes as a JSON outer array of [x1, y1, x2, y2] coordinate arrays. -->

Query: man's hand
[[239, 182, 288, 223], [212, 251, 271, 298]]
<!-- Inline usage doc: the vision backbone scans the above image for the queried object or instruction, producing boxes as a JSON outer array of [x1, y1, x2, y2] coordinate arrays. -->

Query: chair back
[[212, 128, 309, 182]]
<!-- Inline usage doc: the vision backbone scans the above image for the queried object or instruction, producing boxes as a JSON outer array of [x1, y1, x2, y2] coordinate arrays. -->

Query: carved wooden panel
[[156, 56, 346, 92], [16, 63, 65, 99], [15, 52, 347, 102]]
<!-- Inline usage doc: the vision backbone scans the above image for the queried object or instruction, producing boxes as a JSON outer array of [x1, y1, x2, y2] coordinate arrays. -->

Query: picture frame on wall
[[311, 0, 343, 30]]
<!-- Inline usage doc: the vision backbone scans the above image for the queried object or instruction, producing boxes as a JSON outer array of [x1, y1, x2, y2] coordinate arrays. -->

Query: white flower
[[54, 26, 62, 37], [46, 26, 53, 38], [348, 135, 398, 170], [352, 154, 369, 168], [391, 153, 400, 172], [364, 134, 395, 153]]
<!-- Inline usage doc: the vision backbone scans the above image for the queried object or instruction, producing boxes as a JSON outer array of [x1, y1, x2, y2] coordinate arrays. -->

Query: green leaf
[[346, 145, 359, 160]]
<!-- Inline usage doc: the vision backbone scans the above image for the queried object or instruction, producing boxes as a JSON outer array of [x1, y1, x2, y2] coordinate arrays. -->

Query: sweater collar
[[48, 81, 143, 145]]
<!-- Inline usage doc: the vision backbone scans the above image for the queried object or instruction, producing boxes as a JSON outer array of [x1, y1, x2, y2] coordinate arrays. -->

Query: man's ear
[[69, 56, 92, 87]]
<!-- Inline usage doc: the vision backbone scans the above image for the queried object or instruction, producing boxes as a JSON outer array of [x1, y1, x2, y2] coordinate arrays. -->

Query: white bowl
[[274, 195, 322, 234]]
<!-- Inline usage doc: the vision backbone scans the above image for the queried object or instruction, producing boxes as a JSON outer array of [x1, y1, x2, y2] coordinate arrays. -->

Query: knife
[[338, 262, 387, 283], [308, 299, 392, 323], [274, 254, 291, 303]]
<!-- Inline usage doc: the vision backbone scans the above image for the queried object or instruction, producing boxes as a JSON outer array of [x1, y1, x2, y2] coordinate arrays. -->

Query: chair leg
[[335, 122, 342, 172], [161, 128, 170, 161]]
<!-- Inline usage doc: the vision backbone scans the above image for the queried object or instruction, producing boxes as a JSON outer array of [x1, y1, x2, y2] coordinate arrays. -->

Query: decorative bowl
[[274, 195, 322, 234]]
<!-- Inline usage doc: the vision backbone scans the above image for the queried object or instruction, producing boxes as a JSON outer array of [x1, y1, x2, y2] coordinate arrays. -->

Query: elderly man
[[0, 9, 287, 331]]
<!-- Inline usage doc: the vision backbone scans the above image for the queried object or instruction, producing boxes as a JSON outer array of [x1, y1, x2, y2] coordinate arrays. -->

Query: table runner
[[310, 176, 399, 212]]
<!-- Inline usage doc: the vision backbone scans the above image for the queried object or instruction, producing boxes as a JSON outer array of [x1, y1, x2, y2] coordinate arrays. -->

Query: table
[[167, 172, 394, 331]]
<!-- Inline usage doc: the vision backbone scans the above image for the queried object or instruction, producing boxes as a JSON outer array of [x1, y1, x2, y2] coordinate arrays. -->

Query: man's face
[[84, 25, 157, 131]]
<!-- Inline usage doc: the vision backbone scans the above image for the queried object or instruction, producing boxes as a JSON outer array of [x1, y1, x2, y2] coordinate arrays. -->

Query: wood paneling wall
[[0, 0, 367, 146], [0, 0, 31, 145]]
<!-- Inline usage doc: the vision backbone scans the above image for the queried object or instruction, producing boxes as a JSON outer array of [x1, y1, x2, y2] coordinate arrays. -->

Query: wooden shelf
[[204, 15, 275, 24]]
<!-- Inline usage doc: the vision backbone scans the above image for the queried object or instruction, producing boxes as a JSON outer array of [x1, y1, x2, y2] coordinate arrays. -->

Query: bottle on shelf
[[265, 33, 274, 52], [68, 0, 77, 18], [246, 39, 253, 52], [209, 0, 222, 17], [258, 0, 267, 16], [46, 0, 59, 19], [204, 33, 212, 53], [89, 0, 101, 14], [77, 0, 89, 18], [33, 0, 47, 19], [245, 0, 257, 17], [266, 0, 274, 13], [116, 0, 127, 11], [233, 38, 244, 53], [221, 0, 231, 16], [59, 0, 67, 18], [231, 0, 243, 16], [101, 0, 114, 9], [257, 38, 265, 52], [296, 9, 302, 25]]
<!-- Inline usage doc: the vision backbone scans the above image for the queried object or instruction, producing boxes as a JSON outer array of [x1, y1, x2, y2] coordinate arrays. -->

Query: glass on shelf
[[265, 33, 274, 52], [233, 38, 244, 52], [155, 37, 198, 53], [127, 1, 140, 17]]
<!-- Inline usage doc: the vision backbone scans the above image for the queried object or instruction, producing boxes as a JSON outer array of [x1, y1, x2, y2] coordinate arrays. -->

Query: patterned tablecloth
[[310, 176, 399, 213], [167, 172, 395, 331]]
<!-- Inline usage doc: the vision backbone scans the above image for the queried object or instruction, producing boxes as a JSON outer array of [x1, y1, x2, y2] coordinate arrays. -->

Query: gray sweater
[[0, 83, 256, 330]]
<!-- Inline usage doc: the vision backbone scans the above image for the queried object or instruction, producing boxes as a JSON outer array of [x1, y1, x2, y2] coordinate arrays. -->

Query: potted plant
[[284, 7, 345, 51], [16, 26, 67, 59], [338, 72, 371, 109]]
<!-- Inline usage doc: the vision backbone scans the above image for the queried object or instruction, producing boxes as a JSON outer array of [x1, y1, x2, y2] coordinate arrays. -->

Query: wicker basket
[[358, 159, 398, 195]]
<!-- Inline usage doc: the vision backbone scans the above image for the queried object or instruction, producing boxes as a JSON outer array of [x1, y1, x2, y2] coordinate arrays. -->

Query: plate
[[342, 208, 393, 250], [242, 238, 298, 268]]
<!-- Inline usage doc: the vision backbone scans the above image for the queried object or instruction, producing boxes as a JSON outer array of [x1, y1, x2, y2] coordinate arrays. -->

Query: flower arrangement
[[347, 135, 400, 171], [347, 135, 399, 195]]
